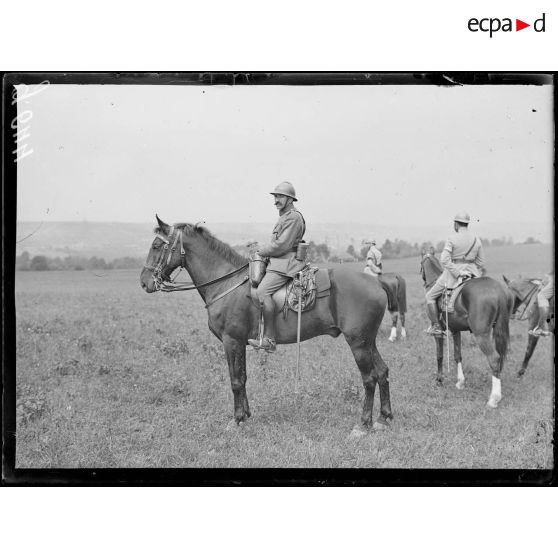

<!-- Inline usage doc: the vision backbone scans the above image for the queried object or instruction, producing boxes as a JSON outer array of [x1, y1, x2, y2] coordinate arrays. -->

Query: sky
[[15, 81, 553, 231]]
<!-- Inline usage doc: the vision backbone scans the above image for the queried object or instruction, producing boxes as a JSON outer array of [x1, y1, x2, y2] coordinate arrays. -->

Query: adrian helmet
[[362, 239, 376, 246], [270, 181, 297, 201], [453, 211, 470, 224]]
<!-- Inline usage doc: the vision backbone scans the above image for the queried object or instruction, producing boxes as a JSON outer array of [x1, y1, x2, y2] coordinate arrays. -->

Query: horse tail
[[396, 275, 407, 313], [493, 289, 511, 370], [379, 277, 397, 312]]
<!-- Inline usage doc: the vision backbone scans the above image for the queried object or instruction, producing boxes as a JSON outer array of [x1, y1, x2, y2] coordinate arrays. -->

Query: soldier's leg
[[425, 280, 445, 336], [532, 288, 552, 336], [248, 272, 289, 351]]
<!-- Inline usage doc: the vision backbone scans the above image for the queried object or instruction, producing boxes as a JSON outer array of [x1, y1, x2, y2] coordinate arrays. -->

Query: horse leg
[[518, 334, 539, 377], [223, 335, 251, 424], [372, 346, 393, 428], [346, 336, 391, 434], [400, 312, 407, 339], [388, 312, 398, 342], [474, 332, 502, 408], [453, 331, 465, 389], [435, 336, 444, 385]]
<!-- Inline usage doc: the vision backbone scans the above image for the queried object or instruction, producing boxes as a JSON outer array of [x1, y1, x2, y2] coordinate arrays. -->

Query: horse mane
[[172, 222, 248, 267]]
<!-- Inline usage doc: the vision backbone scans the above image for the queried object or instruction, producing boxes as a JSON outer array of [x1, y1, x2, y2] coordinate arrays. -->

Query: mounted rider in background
[[530, 271, 554, 337], [425, 211, 485, 336], [248, 181, 306, 353], [363, 239, 383, 276]]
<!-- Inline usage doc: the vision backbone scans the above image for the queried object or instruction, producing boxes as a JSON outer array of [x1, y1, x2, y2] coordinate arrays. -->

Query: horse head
[[503, 275, 540, 316], [140, 215, 184, 293]]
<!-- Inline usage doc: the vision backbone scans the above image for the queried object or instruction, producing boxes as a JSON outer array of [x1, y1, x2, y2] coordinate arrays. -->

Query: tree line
[[16, 235, 537, 271], [16, 251, 145, 271]]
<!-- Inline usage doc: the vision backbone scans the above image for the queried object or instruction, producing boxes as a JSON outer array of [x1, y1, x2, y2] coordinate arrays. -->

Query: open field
[[14, 243, 554, 468]]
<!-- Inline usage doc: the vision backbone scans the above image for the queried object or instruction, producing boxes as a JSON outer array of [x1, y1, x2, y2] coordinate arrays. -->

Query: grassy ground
[[14, 244, 554, 468]]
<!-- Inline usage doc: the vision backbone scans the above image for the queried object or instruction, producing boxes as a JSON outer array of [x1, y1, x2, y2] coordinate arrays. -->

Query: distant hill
[[15, 220, 553, 260]]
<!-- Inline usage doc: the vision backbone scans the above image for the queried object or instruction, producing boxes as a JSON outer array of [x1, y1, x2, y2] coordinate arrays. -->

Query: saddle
[[249, 265, 331, 317], [439, 276, 472, 314]]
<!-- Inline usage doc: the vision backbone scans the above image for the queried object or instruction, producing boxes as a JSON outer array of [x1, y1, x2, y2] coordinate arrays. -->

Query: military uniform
[[425, 228, 485, 304], [256, 207, 306, 300], [248, 181, 306, 353], [365, 245, 383, 276], [531, 271, 554, 336]]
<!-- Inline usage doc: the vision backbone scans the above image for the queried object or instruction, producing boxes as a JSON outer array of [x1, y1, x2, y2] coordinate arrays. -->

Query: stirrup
[[425, 324, 445, 337], [530, 326, 550, 337], [248, 337, 276, 353]]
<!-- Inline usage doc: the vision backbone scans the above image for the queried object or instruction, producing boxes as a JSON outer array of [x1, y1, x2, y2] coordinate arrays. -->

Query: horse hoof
[[348, 425, 367, 440], [486, 399, 499, 409], [225, 418, 247, 431], [517, 369, 525, 377], [388, 337, 396, 343], [373, 420, 390, 432], [455, 381, 465, 390]]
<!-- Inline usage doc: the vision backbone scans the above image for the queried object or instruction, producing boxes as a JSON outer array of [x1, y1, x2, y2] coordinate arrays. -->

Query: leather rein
[[144, 227, 249, 307], [510, 281, 540, 321]]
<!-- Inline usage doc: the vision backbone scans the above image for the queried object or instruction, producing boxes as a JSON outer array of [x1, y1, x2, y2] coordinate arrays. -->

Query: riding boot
[[531, 306, 551, 337], [426, 302, 444, 337], [248, 297, 277, 352]]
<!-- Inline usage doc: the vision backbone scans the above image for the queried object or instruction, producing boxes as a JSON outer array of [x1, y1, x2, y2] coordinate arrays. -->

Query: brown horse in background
[[378, 273, 407, 341], [140, 216, 393, 434], [503, 276, 554, 376], [426, 265, 511, 408]]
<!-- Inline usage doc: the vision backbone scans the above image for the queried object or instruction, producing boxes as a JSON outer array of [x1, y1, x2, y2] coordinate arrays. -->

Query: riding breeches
[[425, 278, 446, 304], [255, 272, 291, 303], [538, 281, 554, 308]]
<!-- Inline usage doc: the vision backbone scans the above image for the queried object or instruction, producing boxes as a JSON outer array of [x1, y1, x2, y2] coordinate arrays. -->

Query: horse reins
[[144, 227, 249, 307], [511, 281, 540, 321]]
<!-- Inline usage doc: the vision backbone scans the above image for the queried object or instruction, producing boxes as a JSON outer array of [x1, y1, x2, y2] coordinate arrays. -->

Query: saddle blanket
[[440, 278, 470, 313]]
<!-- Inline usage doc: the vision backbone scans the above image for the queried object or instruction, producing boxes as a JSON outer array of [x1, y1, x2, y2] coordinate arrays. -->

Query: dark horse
[[503, 276, 554, 376], [140, 216, 393, 433], [426, 266, 511, 408], [378, 273, 407, 341]]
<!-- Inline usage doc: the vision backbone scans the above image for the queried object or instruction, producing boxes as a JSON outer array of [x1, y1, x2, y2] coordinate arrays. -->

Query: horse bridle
[[144, 226, 249, 306], [143, 226, 187, 290]]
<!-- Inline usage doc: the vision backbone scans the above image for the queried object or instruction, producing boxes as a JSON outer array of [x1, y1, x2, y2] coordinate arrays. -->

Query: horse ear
[[502, 275, 510, 285], [155, 214, 169, 233]]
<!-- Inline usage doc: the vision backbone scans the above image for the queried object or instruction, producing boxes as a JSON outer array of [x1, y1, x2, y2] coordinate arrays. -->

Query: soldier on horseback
[[425, 211, 485, 336], [248, 181, 306, 353], [529, 271, 554, 337], [362, 239, 383, 276]]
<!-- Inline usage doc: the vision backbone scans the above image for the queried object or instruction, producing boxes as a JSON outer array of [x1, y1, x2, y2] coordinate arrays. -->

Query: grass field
[[14, 243, 554, 468]]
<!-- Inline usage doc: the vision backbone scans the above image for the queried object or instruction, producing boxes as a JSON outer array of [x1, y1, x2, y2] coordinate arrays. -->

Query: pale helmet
[[453, 211, 470, 224], [362, 239, 376, 245], [270, 181, 297, 201]]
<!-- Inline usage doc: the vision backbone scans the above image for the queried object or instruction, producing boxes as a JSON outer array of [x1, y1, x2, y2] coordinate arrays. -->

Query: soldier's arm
[[366, 259, 382, 274], [258, 214, 304, 258], [474, 242, 485, 270], [440, 239, 459, 276]]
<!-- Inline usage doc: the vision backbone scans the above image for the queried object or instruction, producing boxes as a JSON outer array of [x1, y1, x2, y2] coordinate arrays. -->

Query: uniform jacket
[[366, 246, 383, 274], [439, 228, 485, 288], [259, 205, 306, 277]]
